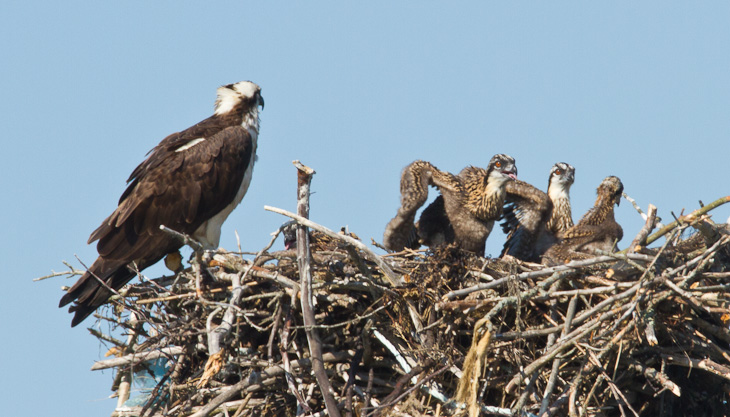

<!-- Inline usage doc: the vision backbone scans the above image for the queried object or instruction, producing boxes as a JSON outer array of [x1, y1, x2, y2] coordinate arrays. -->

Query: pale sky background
[[2, 3, 729, 416]]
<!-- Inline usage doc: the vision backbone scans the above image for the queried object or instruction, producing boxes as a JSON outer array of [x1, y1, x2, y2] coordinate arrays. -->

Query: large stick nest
[[74, 207, 730, 417]]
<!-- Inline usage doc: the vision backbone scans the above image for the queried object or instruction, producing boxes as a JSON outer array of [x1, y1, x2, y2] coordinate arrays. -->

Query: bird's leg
[[193, 250, 204, 298]]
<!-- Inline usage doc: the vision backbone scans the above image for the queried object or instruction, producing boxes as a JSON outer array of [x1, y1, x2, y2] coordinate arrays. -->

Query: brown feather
[[60, 82, 262, 327], [383, 154, 517, 255], [543, 176, 623, 265], [501, 162, 575, 262]]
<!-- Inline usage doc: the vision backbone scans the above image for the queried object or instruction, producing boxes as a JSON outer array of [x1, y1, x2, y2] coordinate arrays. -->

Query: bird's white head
[[214, 81, 264, 116], [487, 154, 518, 185], [550, 162, 575, 186], [548, 162, 575, 198]]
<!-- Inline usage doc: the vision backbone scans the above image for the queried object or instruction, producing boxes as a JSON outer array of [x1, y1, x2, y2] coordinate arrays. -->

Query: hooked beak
[[504, 166, 517, 181]]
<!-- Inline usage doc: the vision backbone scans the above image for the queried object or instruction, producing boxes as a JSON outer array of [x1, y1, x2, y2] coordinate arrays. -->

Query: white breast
[[193, 130, 258, 249]]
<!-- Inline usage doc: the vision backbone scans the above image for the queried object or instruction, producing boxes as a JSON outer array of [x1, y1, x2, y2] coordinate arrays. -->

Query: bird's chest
[[234, 129, 258, 206], [548, 198, 573, 234], [192, 130, 257, 249], [443, 195, 494, 251], [579, 220, 623, 253]]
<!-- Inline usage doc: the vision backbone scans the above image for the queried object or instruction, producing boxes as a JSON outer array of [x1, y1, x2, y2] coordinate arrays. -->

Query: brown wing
[[500, 180, 552, 261], [60, 126, 254, 326], [383, 161, 460, 251], [542, 196, 623, 265]]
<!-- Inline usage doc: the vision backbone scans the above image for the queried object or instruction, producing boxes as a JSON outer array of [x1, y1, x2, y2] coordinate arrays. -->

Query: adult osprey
[[543, 176, 623, 265], [500, 162, 575, 262], [383, 154, 517, 255], [59, 81, 264, 326]]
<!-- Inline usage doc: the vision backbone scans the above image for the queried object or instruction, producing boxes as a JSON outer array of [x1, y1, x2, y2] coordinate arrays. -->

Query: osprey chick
[[543, 175, 623, 265], [60, 81, 264, 326], [501, 162, 575, 262], [383, 154, 517, 255]]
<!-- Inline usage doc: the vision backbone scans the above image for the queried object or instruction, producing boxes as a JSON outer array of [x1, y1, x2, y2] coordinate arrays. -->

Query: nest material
[[81, 215, 730, 417]]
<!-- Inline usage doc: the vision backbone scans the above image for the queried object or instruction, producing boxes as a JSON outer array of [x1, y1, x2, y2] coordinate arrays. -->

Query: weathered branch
[[264, 205, 404, 287], [91, 346, 185, 371], [294, 161, 342, 417], [645, 196, 730, 246], [628, 204, 658, 252]]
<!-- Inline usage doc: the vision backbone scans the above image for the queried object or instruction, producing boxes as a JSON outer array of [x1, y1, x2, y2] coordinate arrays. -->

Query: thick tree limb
[[294, 161, 342, 417]]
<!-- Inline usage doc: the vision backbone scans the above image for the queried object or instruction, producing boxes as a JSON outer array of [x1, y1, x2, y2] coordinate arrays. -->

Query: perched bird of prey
[[542, 176, 624, 265], [501, 162, 575, 262], [59, 81, 264, 326], [383, 154, 517, 255]]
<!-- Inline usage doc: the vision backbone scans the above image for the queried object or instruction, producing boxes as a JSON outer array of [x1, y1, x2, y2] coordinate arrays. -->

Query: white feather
[[193, 81, 261, 248], [192, 129, 259, 249], [175, 138, 205, 152], [548, 179, 571, 202], [214, 81, 259, 116]]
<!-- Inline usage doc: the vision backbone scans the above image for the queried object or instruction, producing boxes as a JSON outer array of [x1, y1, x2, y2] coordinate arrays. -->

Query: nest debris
[[48, 164, 730, 417], [61, 198, 730, 417]]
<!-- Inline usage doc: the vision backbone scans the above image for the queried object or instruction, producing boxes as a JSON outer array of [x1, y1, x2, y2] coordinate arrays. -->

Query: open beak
[[503, 166, 517, 181]]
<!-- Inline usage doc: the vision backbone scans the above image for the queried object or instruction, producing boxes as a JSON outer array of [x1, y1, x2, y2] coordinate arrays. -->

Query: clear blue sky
[[2, 3, 729, 416]]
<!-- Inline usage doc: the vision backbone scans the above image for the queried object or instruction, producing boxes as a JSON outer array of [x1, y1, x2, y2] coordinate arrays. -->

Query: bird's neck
[[242, 107, 261, 134], [583, 195, 615, 225], [465, 171, 507, 220], [547, 183, 573, 233]]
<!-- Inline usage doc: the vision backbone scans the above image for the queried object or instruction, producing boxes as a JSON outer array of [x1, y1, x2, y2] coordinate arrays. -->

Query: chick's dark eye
[[495, 161, 502, 168]]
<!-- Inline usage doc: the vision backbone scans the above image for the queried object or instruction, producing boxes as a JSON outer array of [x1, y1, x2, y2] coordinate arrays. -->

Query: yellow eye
[[495, 161, 502, 168]]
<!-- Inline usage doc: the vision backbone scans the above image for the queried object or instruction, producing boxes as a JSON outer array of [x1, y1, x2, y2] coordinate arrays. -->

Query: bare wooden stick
[[91, 346, 185, 371], [115, 312, 142, 409], [264, 205, 404, 287], [206, 222, 291, 356], [627, 359, 680, 397], [662, 354, 730, 381], [280, 306, 312, 414], [294, 161, 342, 417], [207, 270, 244, 355], [539, 295, 578, 416], [371, 329, 453, 406], [34, 260, 84, 281], [622, 192, 663, 227], [159, 224, 203, 251], [645, 196, 730, 246], [188, 352, 353, 417], [444, 254, 651, 301], [627, 204, 657, 252]]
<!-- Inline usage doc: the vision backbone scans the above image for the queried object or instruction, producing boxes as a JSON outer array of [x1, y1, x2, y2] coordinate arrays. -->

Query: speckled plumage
[[542, 176, 624, 265], [383, 154, 517, 255], [501, 163, 575, 262]]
